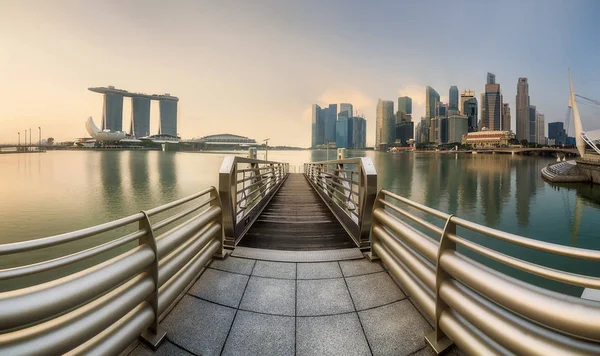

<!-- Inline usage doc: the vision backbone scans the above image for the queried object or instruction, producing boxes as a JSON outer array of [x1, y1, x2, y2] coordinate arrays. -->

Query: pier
[[1, 154, 599, 355]]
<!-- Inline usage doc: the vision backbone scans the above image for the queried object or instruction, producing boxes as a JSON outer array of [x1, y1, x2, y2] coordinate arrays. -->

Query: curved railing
[[370, 189, 600, 355], [0, 188, 225, 355], [304, 158, 377, 249], [219, 156, 289, 247]]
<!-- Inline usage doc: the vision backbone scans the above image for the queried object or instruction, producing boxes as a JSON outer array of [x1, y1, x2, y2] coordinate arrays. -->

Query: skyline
[[1, 1, 600, 146]]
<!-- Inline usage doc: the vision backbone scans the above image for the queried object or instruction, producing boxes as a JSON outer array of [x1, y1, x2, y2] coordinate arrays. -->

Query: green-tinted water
[[1, 150, 599, 295]]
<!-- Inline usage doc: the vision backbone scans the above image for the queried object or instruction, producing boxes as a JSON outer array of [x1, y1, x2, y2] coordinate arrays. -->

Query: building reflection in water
[[100, 151, 124, 219], [157, 152, 179, 202], [129, 152, 151, 208]]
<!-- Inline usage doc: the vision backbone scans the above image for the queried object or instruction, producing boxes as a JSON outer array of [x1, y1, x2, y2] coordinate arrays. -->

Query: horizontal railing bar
[[0, 245, 154, 331], [158, 222, 221, 287], [379, 199, 443, 235], [373, 208, 438, 262], [0, 229, 146, 281], [146, 188, 214, 216], [0, 213, 144, 256], [440, 250, 600, 341], [237, 176, 276, 197], [158, 239, 220, 315], [231, 157, 286, 165], [313, 182, 359, 214], [236, 170, 275, 184], [451, 216, 600, 261], [323, 167, 359, 174], [318, 176, 359, 196], [64, 302, 154, 356], [156, 206, 221, 259], [381, 190, 451, 220], [440, 278, 600, 355], [153, 197, 216, 230], [309, 158, 364, 165], [317, 172, 358, 186], [237, 181, 279, 212], [448, 232, 600, 289], [315, 180, 358, 204], [235, 166, 280, 173], [0, 273, 154, 355]]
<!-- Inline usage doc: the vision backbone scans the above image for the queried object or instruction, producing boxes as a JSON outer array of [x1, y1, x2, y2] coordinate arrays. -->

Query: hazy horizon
[[1, 0, 599, 146]]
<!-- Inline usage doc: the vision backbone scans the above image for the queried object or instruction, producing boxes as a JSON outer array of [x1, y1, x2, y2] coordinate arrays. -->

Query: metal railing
[[304, 158, 377, 249], [0, 188, 225, 355], [219, 156, 289, 247], [369, 189, 600, 355]]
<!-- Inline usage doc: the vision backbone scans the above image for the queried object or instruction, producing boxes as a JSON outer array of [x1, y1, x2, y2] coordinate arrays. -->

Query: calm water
[[1, 150, 599, 295]]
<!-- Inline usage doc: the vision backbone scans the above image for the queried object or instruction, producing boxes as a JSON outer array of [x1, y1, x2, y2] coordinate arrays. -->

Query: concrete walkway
[[124, 256, 459, 356]]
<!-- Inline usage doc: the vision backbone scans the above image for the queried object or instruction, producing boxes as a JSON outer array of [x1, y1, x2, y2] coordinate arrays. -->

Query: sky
[[1, 0, 600, 146]]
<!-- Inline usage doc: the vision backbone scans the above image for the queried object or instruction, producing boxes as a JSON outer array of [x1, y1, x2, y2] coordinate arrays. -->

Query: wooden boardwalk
[[238, 173, 355, 250]]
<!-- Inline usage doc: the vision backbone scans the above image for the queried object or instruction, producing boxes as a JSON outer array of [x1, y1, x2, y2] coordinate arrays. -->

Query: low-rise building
[[461, 130, 515, 148]]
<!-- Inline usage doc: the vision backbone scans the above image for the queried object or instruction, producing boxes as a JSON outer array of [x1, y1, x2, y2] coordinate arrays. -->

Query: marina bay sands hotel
[[88, 86, 179, 138]]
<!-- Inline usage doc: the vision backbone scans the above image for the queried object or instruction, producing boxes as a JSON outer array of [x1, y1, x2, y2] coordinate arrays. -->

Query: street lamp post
[[263, 138, 270, 161], [18, 132, 20, 148], [38, 127, 41, 147]]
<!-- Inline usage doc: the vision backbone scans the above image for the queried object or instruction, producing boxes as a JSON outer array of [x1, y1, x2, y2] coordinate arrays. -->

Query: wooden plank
[[238, 173, 356, 251]]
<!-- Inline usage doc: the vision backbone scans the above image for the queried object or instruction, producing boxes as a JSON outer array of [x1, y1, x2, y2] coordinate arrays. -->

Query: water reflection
[[129, 152, 150, 207], [100, 152, 124, 218], [157, 152, 178, 201]]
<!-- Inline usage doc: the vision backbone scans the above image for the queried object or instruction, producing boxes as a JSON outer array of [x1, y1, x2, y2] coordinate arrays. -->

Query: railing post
[[139, 211, 167, 349], [425, 215, 455, 354], [210, 188, 227, 260], [367, 190, 384, 261]]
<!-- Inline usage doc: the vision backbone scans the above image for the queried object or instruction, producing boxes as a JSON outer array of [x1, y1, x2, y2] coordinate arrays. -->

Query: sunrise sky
[[1, 0, 599, 146]]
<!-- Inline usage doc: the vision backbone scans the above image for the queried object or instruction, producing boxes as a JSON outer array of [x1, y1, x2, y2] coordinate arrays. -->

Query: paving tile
[[339, 259, 384, 277], [296, 313, 370, 356], [252, 260, 296, 279], [129, 340, 194, 356], [297, 262, 342, 279], [296, 278, 354, 316], [221, 311, 294, 356], [239, 276, 295, 316], [346, 272, 405, 310], [359, 300, 432, 356], [208, 256, 255, 275], [188, 268, 249, 307], [161, 296, 236, 356]]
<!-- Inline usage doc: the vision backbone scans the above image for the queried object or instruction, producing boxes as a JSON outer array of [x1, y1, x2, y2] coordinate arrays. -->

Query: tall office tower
[[426, 86, 440, 141], [158, 99, 178, 136], [376, 99, 395, 148], [480, 93, 486, 129], [432, 102, 448, 143], [536, 113, 545, 145], [395, 121, 414, 145], [460, 90, 475, 115], [463, 97, 478, 132], [516, 78, 530, 141], [502, 103, 511, 132], [336, 117, 353, 148], [449, 86, 459, 110], [448, 114, 468, 143], [102, 92, 124, 132], [338, 111, 349, 119], [352, 117, 367, 148], [340, 103, 353, 118], [529, 105, 537, 143], [548, 122, 567, 145], [311, 104, 324, 148], [415, 122, 422, 144], [130, 96, 151, 137], [397, 96, 412, 122], [324, 104, 337, 144], [483, 73, 501, 130]]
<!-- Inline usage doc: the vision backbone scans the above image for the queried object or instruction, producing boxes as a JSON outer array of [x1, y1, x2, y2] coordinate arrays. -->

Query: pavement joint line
[[218, 260, 256, 356], [339, 267, 388, 278], [208, 264, 383, 281], [408, 345, 431, 356], [339, 261, 374, 356], [165, 337, 201, 356]]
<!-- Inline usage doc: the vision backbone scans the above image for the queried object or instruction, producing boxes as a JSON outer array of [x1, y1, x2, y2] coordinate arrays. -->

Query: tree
[[46, 137, 54, 145], [520, 139, 528, 147]]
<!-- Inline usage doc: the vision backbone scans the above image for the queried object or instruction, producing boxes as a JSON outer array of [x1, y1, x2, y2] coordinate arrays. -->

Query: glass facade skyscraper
[[463, 97, 478, 132], [130, 96, 151, 137], [324, 104, 337, 144], [159, 99, 178, 136], [397, 96, 412, 122], [529, 105, 537, 143], [376, 99, 395, 148], [311, 104, 324, 148], [516, 78, 530, 141], [449, 86, 459, 110], [502, 103, 511, 132], [548, 122, 567, 145], [102, 93, 124, 132], [484, 83, 501, 130], [339, 103, 353, 118]]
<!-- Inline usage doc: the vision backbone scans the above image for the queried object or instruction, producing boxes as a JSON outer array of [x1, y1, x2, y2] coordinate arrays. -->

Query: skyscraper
[[463, 97, 478, 132], [502, 103, 511, 132], [311, 104, 323, 148], [529, 105, 537, 143], [397, 96, 412, 122], [483, 73, 502, 130], [548, 122, 567, 145], [130, 96, 151, 137], [479, 92, 486, 129], [449, 86, 459, 110], [102, 92, 124, 132], [353, 117, 367, 148], [425, 87, 440, 141], [340, 103, 353, 118], [158, 99, 178, 136], [460, 90, 475, 115], [376, 99, 395, 148], [516, 78, 530, 141], [435, 102, 449, 144], [448, 114, 468, 143], [536, 113, 545, 145], [324, 104, 337, 144]]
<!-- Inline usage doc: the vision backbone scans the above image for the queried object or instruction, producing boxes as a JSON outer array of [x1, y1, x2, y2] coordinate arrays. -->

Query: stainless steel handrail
[[219, 156, 289, 247], [304, 158, 377, 249], [370, 189, 600, 355], [0, 187, 225, 355]]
